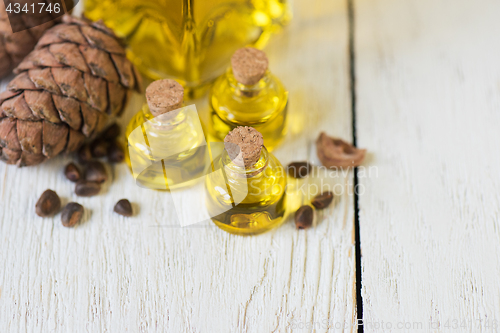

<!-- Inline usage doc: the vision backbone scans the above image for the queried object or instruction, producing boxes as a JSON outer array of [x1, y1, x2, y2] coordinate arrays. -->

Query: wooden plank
[[0, 0, 355, 331], [355, 0, 500, 330]]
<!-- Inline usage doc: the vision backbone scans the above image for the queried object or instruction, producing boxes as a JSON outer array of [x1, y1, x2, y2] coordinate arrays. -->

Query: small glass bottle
[[205, 126, 287, 235], [208, 47, 288, 151], [125, 79, 208, 190]]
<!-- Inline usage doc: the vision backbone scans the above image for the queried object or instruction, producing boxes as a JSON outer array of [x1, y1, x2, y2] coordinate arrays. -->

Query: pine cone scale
[[17, 120, 43, 154], [80, 103, 99, 137], [84, 74, 108, 112], [52, 95, 82, 130], [0, 118, 21, 151], [79, 45, 120, 83], [0, 90, 22, 106], [66, 129, 85, 153], [2, 93, 39, 121], [107, 82, 126, 116], [23, 48, 65, 72], [37, 24, 88, 49], [49, 43, 89, 73], [111, 54, 136, 89], [9, 72, 38, 91], [18, 151, 45, 167], [95, 110, 108, 134], [42, 121, 68, 158], [24, 90, 61, 123], [36, 29, 64, 49], [80, 26, 125, 55], [51, 67, 89, 102], [29, 68, 62, 95], [1, 147, 21, 164]]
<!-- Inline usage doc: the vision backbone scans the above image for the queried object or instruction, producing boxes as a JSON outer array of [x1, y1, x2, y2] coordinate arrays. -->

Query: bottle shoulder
[[210, 72, 287, 103], [209, 72, 288, 123], [208, 150, 286, 185], [126, 105, 205, 150], [205, 150, 286, 208]]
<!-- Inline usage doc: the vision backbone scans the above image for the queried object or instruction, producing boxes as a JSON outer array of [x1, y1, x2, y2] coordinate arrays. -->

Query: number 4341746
[[5, 2, 62, 14]]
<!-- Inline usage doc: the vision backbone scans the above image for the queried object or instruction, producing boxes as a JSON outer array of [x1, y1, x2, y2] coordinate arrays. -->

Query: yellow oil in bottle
[[83, 0, 290, 98], [125, 80, 209, 190], [205, 144, 287, 235], [208, 67, 288, 151]]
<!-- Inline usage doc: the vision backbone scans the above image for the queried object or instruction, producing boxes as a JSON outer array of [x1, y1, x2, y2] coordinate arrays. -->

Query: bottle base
[[211, 215, 287, 236]]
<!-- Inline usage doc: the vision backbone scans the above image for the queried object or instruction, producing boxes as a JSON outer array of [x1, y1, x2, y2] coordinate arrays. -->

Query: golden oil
[[205, 129, 286, 235], [83, 0, 290, 98], [207, 49, 288, 151], [125, 80, 209, 190]]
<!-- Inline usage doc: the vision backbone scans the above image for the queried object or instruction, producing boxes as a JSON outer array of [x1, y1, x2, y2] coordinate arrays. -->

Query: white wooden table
[[1, 0, 499, 331]]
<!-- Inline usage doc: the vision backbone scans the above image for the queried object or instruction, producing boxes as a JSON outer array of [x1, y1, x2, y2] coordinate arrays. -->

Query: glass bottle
[[83, 0, 291, 98], [205, 126, 287, 235], [207, 47, 288, 151], [125, 79, 209, 190]]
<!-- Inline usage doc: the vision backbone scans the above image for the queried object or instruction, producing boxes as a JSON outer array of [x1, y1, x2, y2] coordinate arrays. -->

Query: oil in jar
[[125, 79, 209, 190], [83, 0, 291, 97], [207, 47, 288, 151], [205, 126, 287, 235]]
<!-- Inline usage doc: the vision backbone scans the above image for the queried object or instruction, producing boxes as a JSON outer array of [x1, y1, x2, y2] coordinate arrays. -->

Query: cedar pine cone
[[0, 14, 142, 166], [0, 0, 73, 78]]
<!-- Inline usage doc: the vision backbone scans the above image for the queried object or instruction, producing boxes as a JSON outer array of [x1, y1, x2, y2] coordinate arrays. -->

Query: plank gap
[[347, 0, 364, 331]]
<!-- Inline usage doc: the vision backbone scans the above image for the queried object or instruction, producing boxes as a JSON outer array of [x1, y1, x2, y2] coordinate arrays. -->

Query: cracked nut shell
[[316, 132, 366, 168]]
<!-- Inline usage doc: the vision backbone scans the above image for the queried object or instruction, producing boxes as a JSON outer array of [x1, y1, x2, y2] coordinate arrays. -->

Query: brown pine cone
[[0, 0, 73, 78], [0, 15, 141, 166]]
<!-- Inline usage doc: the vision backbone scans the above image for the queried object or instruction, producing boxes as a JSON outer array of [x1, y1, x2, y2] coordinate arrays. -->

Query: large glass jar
[[84, 0, 290, 97]]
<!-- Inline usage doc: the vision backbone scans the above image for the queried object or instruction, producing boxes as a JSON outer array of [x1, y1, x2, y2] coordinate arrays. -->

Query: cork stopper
[[145, 79, 184, 117], [231, 47, 269, 86], [224, 126, 264, 168]]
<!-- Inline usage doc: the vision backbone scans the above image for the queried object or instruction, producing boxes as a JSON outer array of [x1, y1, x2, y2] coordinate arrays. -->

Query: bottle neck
[[222, 146, 269, 179], [143, 104, 187, 128], [227, 68, 271, 98]]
